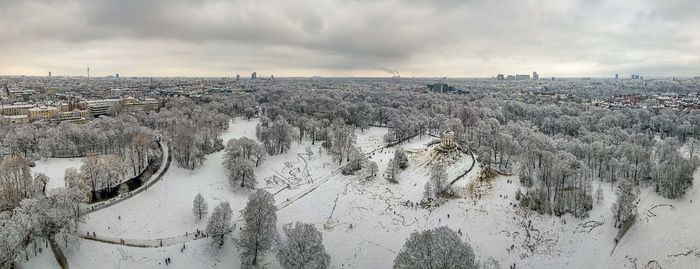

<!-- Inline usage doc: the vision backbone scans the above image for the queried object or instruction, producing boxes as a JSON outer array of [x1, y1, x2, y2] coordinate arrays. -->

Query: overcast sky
[[0, 0, 698, 78]]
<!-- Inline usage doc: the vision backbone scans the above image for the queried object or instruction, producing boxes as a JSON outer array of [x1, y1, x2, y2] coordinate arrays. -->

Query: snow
[[21, 118, 700, 269], [20, 239, 61, 269], [609, 171, 700, 268], [31, 157, 83, 191], [355, 127, 389, 153], [79, 117, 342, 239], [65, 237, 241, 269]]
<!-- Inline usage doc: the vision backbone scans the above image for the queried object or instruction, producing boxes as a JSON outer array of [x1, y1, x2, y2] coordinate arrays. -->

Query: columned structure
[[442, 131, 456, 149]]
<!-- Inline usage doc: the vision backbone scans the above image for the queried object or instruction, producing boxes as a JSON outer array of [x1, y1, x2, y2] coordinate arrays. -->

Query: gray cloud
[[0, 0, 698, 77]]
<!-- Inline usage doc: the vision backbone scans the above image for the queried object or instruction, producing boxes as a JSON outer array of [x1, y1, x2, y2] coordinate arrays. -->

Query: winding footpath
[[449, 147, 477, 186]]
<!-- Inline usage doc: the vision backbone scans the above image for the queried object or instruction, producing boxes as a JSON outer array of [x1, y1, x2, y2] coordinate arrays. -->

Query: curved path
[[449, 147, 477, 186], [82, 140, 171, 214], [80, 132, 426, 248]]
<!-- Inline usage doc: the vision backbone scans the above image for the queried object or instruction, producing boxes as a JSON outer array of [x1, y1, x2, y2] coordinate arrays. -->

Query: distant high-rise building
[[515, 74, 530, 80], [87, 65, 90, 79], [506, 75, 515, 80], [428, 83, 454, 93], [48, 71, 51, 78], [236, 74, 240, 81], [115, 73, 119, 79], [251, 72, 257, 80], [271, 75, 274, 79], [496, 74, 505, 80], [532, 71, 539, 80], [615, 74, 619, 79]]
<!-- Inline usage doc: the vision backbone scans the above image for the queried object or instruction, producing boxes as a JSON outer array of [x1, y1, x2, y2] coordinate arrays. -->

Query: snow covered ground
[[22, 237, 242, 269], [22, 118, 700, 269], [31, 149, 154, 193], [355, 127, 388, 153], [32, 157, 83, 191], [79, 118, 342, 239]]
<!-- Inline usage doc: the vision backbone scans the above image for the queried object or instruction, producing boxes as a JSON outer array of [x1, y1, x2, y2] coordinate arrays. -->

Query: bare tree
[[394, 148, 409, 169], [80, 156, 102, 192], [192, 193, 209, 220], [238, 190, 277, 268], [394, 226, 477, 269], [365, 161, 379, 180], [430, 164, 448, 197], [224, 137, 267, 167], [326, 119, 357, 165], [224, 158, 256, 189], [276, 222, 330, 269], [33, 173, 49, 196], [64, 167, 89, 192], [129, 132, 151, 174], [100, 155, 127, 189], [207, 202, 233, 246], [256, 116, 294, 155], [0, 156, 36, 211], [611, 177, 637, 228], [385, 158, 400, 183]]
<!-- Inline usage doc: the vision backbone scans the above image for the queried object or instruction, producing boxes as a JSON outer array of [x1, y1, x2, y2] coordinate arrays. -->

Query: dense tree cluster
[[222, 137, 266, 189], [144, 98, 230, 169], [0, 116, 157, 163], [393, 148, 409, 169], [0, 156, 42, 212], [384, 148, 409, 183], [652, 138, 696, 198], [276, 222, 331, 269], [206, 201, 233, 246], [323, 119, 357, 165], [244, 83, 699, 219], [0, 186, 85, 268], [612, 177, 637, 228], [256, 115, 295, 156], [341, 148, 375, 177], [78, 155, 127, 192], [424, 164, 450, 202], [394, 226, 477, 269]]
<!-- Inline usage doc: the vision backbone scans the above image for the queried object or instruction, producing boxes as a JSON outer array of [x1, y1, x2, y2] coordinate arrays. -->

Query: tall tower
[[87, 65, 90, 79]]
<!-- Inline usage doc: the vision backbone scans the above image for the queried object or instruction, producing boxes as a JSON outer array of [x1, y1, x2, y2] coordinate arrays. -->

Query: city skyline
[[1, 0, 699, 78]]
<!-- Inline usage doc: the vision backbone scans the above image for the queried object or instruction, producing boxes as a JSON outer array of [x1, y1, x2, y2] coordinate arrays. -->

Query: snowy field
[[22, 117, 700, 268], [80, 118, 342, 239], [355, 127, 389, 153], [32, 157, 83, 191]]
